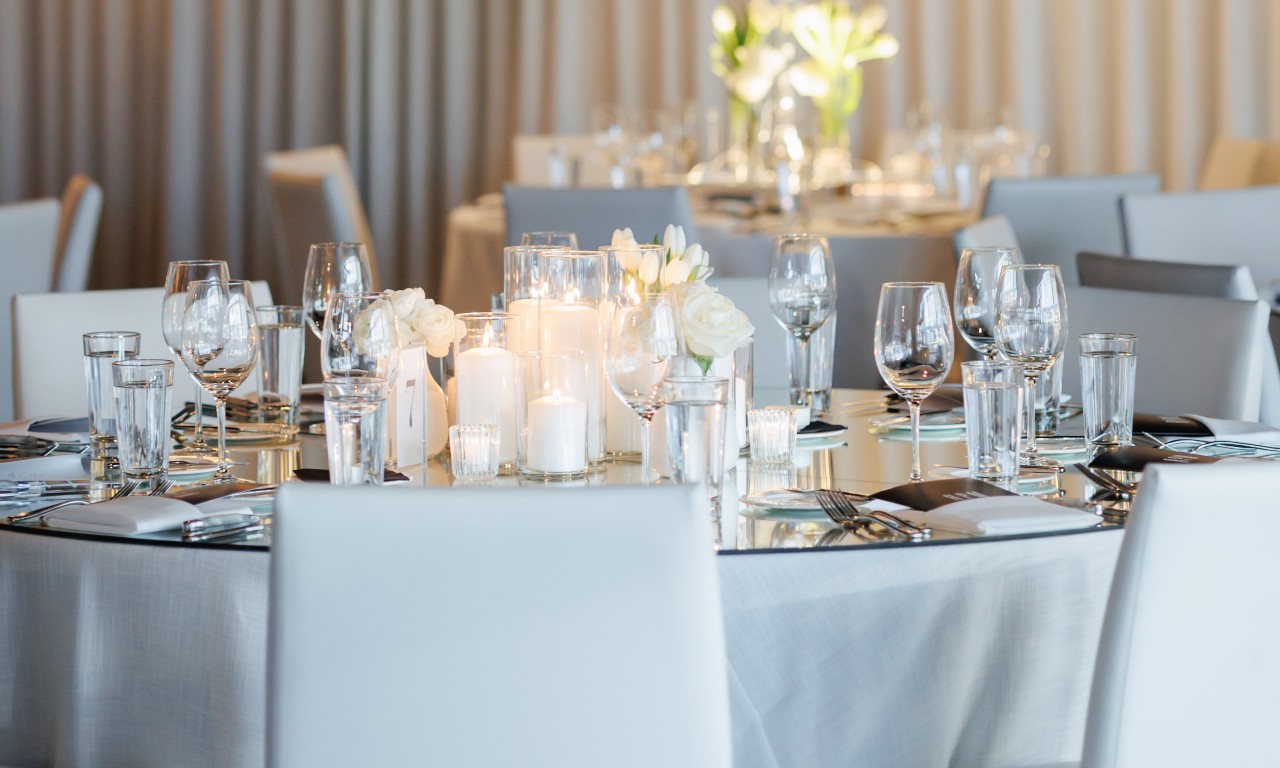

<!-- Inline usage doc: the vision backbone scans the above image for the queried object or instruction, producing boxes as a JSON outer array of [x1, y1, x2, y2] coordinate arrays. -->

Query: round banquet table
[[0, 389, 1122, 768]]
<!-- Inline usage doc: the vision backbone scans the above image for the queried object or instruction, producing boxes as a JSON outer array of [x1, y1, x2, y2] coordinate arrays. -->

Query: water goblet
[[163, 260, 229, 456], [769, 235, 836, 410], [954, 246, 1021, 360], [994, 264, 1068, 467], [605, 292, 682, 483]]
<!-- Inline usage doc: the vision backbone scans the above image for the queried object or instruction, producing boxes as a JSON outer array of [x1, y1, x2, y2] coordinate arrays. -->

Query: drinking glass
[[163, 260, 229, 456], [954, 246, 1021, 360], [662, 376, 730, 520], [181, 279, 260, 483], [255, 305, 306, 432], [82, 331, 141, 460], [324, 377, 389, 485], [874, 282, 955, 482], [605, 292, 682, 483], [320, 292, 401, 384], [994, 264, 1068, 467], [302, 243, 373, 340], [520, 231, 578, 249], [769, 235, 836, 410], [1080, 333, 1138, 446], [112, 359, 174, 480]]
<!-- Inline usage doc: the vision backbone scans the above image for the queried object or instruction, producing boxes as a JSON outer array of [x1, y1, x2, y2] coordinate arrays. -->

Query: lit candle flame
[[565, 287, 578, 305], [482, 321, 494, 347], [551, 387, 561, 399]]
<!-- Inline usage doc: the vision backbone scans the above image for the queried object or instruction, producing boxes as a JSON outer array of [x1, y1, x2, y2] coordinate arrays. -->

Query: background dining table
[[0, 388, 1122, 768]]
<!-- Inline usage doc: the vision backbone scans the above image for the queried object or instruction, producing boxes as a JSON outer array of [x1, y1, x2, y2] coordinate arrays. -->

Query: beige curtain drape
[[2, 0, 1279, 297]]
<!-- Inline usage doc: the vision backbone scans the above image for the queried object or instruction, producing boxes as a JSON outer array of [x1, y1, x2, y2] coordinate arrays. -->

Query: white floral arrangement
[[611, 224, 753, 375], [382, 287, 464, 357], [610, 224, 713, 292]]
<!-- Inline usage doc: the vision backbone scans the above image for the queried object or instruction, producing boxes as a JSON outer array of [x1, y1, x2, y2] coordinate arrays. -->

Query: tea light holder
[[448, 424, 500, 481], [538, 251, 605, 465], [748, 407, 798, 465], [452, 312, 518, 471], [516, 351, 589, 480]]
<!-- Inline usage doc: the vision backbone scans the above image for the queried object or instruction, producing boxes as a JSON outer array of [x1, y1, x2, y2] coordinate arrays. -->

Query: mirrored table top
[[0, 388, 1124, 554]]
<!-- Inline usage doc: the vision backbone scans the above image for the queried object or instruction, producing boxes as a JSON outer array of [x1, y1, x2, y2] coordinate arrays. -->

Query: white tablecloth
[[0, 522, 1120, 767]]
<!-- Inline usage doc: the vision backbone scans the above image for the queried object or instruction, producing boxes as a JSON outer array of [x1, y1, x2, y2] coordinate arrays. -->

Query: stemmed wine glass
[[605, 292, 682, 483], [874, 282, 955, 482], [303, 243, 373, 341], [954, 246, 1021, 360], [994, 264, 1068, 467], [320, 292, 402, 384], [163, 260, 230, 457], [181, 279, 260, 483], [769, 235, 836, 410]]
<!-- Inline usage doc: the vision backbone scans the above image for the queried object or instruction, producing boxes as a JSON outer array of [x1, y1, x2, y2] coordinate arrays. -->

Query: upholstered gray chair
[[982, 174, 1162, 285], [502, 185, 696, 252], [1082, 461, 1280, 767], [268, 483, 732, 768], [1059, 286, 1269, 421], [0, 197, 60, 420], [51, 174, 103, 292]]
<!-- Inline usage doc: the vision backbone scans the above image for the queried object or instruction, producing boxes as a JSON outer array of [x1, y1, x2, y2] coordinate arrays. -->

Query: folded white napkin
[[0, 454, 89, 481], [1183, 414, 1280, 446], [44, 495, 256, 535], [863, 495, 1099, 536], [0, 417, 90, 442]]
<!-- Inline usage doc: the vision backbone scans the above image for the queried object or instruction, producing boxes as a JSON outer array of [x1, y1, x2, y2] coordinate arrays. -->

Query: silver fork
[[823, 489, 931, 541], [813, 491, 887, 542], [6, 478, 141, 524], [148, 478, 175, 496], [1073, 463, 1137, 498]]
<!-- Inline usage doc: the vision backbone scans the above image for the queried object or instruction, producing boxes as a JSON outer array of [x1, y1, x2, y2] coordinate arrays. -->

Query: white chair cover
[[12, 281, 273, 419], [264, 145, 380, 292], [1082, 461, 1280, 768], [51, 174, 103, 292], [268, 483, 732, 768], [502, 185, 696, 251], [1058, 286, 1267, 421], [0, 197, 60, 421], [512, 133, 614, 187], [982, 174, 1162, 285]]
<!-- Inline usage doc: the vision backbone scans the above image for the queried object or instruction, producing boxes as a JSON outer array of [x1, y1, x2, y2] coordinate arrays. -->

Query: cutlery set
[[811, 488, 931, 543]]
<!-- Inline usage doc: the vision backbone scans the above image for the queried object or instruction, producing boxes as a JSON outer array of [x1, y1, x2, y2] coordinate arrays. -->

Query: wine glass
[[954, 246, 1021, 360], [302, 243, 372, 340], [321, 292, 401, 384], [181, 279, 260, 483], [874, 282, 955, 482], [605, 292, 682, 483], [994, 264, 1068, 467], [163, 260, 230, 457], [520, 231, 579, 249], [769, 235, 836, 409]]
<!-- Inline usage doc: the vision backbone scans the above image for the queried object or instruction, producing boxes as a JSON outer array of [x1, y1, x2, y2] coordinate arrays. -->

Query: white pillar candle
[[507, 298, 540, 353], [526, 390, 587, 473], [541, 301, 603, 460], [455, 345, 517, 463]]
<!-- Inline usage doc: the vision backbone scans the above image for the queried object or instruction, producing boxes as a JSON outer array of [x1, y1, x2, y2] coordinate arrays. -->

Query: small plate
[[167, 456, 220, 479], [173, 422, 293, 444], [928, 466, 1060, 486], [797, 426, 847, 442], [1035, 436, 1089, 456], [737, 490, 831, 522], [869, 412, 966, 431]]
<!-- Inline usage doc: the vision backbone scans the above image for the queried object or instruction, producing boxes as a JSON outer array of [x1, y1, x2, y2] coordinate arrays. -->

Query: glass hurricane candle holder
[[538, 250, 606, 465], [451, 312, 518, 471], [515, 351, 589, 480], [503, 244, 566, 353]]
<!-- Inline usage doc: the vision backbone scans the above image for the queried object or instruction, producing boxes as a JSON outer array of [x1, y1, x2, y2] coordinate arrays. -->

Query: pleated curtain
[[1, 0, 1279, 296]]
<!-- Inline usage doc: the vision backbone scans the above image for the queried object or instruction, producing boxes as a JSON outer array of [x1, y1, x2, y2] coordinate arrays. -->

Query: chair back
[[12, 281, 273, 419], [51, 174, 103, 291], [1082, 461, 1280, 768], [1198, 136, 1266, 190], [265, 145, 380, 293], [1076, 251, 1258, 300], [1058, 286, 1267, 421], [1119, 185, 1280, 295], [503, 185, 696, 251], [268, 483, 732, 768], [952, 214, 1020, 259], [0, 197, 61, 420], [982, 174, 1162, 284]]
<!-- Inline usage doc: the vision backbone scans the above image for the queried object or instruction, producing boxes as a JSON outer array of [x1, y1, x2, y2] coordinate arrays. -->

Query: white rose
[[409, 301, 462, 357], [384, 287, 425, 322], [679, 289, 754, 359], [611, 227, 637, 246]]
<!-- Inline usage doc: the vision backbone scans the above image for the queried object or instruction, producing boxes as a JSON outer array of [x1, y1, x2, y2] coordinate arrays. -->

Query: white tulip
[[611, 227, 637, 246], [617, 247, 642, 272], [639, 251, 662, 287], [711, 4, 737, 35], [661, 258, 692, 288]]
